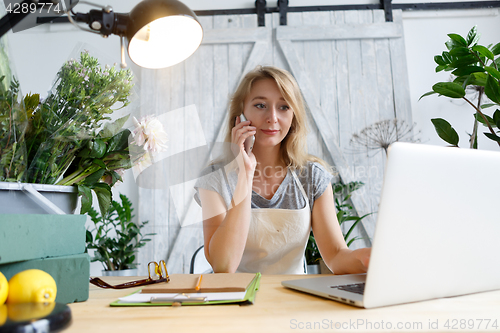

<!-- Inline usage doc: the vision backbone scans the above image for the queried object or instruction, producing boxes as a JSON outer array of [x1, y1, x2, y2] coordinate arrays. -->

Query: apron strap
[[291, 169, 309, 207]]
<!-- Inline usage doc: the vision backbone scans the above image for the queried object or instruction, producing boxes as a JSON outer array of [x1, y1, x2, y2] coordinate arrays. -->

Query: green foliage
[[85, 193, 155, 271], [420, 26, 500, 148], [0, 76, 28, 182], [431, 118, 459, 147], [305, 181, 371, 265], [0, 51, 136, 216]]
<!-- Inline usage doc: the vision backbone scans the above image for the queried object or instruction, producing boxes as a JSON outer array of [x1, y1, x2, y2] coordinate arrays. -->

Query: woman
[[194, 66, 370, 274]]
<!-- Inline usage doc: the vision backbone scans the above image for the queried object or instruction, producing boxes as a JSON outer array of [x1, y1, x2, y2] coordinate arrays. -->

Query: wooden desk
[[67, 275, 500, 333]]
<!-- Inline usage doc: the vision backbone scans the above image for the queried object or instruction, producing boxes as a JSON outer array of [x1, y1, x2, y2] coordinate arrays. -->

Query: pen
[[195, 274, 203, 291]]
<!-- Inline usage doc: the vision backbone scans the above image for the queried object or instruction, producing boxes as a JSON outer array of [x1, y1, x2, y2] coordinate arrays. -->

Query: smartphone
[[239, 114, 255, 153]]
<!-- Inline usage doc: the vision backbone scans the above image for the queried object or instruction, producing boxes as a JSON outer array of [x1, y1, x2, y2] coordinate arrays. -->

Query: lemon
[[7, 302, 55, 322], [0, 272, 8, 305], [0, 304, 6, 325], [7, 269, 57, 304]]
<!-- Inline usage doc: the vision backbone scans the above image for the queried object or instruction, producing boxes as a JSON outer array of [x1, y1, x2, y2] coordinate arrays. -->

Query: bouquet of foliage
[[0, 76, 28, 181], [0, 51, 168, 215]]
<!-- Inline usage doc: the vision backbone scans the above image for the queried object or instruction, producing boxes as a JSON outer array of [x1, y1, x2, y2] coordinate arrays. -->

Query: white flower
[[133, 154, 152, 175], [132, 116, 168, 152]]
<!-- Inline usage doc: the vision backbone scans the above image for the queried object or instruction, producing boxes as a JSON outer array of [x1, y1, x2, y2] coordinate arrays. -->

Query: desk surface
[[68, 275, 500, 333]]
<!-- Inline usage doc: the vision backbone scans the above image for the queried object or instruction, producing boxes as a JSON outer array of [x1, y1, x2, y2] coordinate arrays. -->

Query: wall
[[4, 1, 499, 274]]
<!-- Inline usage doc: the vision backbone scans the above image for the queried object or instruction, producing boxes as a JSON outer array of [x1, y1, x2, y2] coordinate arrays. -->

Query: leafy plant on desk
[[420, 26, 500, 148], [305, 181, 370, 266], [86, 193, 155, 271]]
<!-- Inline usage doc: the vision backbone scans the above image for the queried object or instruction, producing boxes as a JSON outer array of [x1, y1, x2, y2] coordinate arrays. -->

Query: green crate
[[0, 253, 90, 304], [0, 214, 86, 264]]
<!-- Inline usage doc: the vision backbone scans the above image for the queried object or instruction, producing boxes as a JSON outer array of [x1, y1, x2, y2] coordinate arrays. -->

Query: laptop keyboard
[[331, 283, 365, 295]]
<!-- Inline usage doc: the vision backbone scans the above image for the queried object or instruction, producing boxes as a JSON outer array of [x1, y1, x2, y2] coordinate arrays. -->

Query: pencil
[[195, 274, 203, 291]]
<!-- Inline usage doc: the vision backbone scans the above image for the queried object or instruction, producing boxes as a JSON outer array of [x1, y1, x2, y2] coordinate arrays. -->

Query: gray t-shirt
[[194, 161, 333, 212]]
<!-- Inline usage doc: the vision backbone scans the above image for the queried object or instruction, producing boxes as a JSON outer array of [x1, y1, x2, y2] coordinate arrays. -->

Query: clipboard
[[110, 273, 261, 306]]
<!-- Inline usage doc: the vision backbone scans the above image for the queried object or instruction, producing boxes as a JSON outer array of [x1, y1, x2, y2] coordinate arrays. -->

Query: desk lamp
[[0, 0, 204, 69]]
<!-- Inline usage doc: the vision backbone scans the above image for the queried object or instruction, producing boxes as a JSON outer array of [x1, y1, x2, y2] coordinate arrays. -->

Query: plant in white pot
[[86, 193, 155, 275], [1, 51, 167, 217], [0, 51, 136, 215]]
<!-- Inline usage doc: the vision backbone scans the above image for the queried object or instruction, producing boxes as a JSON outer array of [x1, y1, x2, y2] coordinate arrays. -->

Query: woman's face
[[242, 78, 294, 150]]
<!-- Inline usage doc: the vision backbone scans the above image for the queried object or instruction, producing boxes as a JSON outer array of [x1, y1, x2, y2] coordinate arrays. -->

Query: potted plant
[[0, 51, 167, 216], [420, 26, 500, 149], [85, 193, 155, 275], [305, 181, 371, 274]]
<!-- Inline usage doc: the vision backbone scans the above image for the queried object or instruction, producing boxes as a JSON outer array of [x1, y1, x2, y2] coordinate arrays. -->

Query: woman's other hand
[[354, 247, 371, 272]]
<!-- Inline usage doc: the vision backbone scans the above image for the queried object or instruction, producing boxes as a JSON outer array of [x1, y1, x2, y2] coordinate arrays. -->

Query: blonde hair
[[222, 65, 330, 172]]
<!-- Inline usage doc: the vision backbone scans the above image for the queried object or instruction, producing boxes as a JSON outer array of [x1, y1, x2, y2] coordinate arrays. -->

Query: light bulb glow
[[128, 15, 203, 69]]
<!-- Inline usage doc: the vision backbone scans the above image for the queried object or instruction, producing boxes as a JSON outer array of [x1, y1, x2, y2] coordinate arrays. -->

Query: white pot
[[101, 269, 138, 276], [306, 264, 320, 274], [0, 182, 78, 214]]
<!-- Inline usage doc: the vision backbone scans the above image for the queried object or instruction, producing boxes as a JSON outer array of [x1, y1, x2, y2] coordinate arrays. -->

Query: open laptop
[[282, 142, 500, 308]]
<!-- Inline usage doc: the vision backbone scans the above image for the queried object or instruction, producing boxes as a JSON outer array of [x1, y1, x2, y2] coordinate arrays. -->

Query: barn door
[[137, 10, 412, 274], [136, 15, 273, 274], [275, 10, 412, 246]]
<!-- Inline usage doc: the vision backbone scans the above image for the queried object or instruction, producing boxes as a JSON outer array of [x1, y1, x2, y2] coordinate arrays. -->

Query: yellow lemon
[[7, 302, 55, 322], [7, 269, 57, 304], [0, 272, 8, 305], [0, 304, 7, 325]]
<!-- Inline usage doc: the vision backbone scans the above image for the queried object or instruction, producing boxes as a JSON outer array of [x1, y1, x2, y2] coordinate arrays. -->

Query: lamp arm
[[73, 0, 112, 13], [59, 0, 100, 35]]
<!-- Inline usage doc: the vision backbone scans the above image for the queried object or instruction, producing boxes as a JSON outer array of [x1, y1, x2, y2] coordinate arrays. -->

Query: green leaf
[[107, 129, 131, 152], [92, 159, 107, 169], [475, 112, 496, 128], [451, 55, 478, 67], [451, 66, 484, 77], [448, 33, 468, 47], [434, 55, 447, 66], [466, 26, 478, 46], [435, 65, 447, 73], [449, 47, 470, 57], [491, 42, 500, 55], [484, 74, 500, 104], [472, 45, 495, 60], [99, 115, 130, 138], [484, 132, 500, 143], [442, 51, 453, 64], [86, 230, 93, 244], [432, 82, 466, 98], [89, 139, 107, 158], [485, 66, 500, 80], [83, 168, 106, 186], [469, 72, 488, 86], [78, 184, 92, 214], [431, 118, 460, 146], [494, 110, 500, 128], [419, 91, 437, 100], [481, 103, 497, 109], [93, 183, 112, 217]]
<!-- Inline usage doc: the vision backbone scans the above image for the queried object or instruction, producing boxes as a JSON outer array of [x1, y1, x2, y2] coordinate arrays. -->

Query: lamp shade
[[126, 0, 203, 69]]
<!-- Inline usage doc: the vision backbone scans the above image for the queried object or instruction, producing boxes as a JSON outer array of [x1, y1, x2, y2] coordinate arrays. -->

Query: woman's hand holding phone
[[232, 115, 257, 175]]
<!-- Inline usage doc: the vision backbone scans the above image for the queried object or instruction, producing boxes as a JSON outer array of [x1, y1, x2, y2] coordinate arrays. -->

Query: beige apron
[[236, 171, 311, 274]]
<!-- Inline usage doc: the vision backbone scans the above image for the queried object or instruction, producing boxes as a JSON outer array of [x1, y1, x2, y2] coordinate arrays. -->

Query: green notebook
[[110, 273, 261, 306]]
